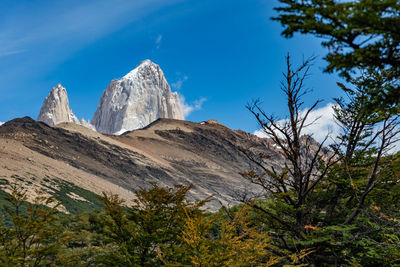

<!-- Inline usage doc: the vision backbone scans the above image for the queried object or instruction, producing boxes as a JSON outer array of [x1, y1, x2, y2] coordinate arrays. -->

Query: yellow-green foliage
[[0, 185, 70, 266], [179, 206, 279, 266], [163, 205, 307, 266]]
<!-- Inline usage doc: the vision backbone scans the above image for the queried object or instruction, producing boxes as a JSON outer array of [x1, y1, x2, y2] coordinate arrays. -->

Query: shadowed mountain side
[[0, 117, 284, 210], [0, 118, 170, 188]]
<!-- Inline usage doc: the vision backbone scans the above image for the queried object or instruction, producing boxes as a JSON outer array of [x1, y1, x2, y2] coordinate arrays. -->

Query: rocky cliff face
[[37, 84, 80, 127], [92, 60, 184, 134]]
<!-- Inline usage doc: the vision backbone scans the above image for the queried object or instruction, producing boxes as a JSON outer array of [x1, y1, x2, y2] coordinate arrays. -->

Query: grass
[[42, 178, 103, 213], [0, 176, 104, 227]]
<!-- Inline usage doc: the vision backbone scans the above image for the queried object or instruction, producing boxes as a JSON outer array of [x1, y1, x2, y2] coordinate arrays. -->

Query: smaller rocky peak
[[37, 84, 80, 127]]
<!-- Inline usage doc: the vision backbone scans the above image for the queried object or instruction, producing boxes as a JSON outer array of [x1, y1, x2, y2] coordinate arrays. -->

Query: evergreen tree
[[273, 0, 400, 109]]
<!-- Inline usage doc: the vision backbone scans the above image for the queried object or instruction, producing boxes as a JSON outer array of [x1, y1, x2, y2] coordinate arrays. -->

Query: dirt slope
[[0, 117, 279, 211]]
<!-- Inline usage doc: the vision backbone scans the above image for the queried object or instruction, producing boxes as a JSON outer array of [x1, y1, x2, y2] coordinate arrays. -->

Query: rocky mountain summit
[[37, 84, 80, 127], [92, 60, 184, 134]]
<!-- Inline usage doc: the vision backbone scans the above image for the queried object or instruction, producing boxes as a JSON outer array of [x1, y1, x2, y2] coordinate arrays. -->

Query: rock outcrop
[[37, 84, 80, 127], [92, 60, 184, 134]]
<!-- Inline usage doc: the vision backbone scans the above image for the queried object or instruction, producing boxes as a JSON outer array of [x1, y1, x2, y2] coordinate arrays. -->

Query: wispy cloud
[[155, 34, 163, 49], [171, 76, 188, 90], [0, 49, 26, 57], [179, 94, 207, 118], [254, 103, 340, 144], [0, 0, 182, 64]]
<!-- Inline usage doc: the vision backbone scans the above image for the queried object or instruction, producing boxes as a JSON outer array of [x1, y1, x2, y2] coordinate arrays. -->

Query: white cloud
[[171, 76, 188, 90], [172, 75, 203, 118], [179, 94, 206, 118], [254, 103, 340, 144], [0, 122, 4, 126], [254, 103, 400, 153]]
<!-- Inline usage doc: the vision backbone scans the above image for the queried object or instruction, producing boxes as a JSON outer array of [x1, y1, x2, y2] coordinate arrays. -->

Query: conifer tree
[[273, 0, 400, 110]]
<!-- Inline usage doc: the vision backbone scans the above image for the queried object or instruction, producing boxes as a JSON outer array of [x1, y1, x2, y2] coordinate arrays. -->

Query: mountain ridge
[[0, 116, 271, 211]]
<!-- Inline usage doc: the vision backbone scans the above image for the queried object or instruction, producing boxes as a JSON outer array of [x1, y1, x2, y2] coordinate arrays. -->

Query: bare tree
[[243, 54, 337, 229]]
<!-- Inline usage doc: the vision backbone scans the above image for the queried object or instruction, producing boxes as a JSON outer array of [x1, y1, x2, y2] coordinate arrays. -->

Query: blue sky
[[0, 0, 343, 134]]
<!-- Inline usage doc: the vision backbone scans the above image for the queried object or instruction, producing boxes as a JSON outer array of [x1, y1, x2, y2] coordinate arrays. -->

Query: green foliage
[[274, 0, 400, 77], [274, 0, 400, 111], [164, 205, 304, 266], [0, 170, 399, 266], [0, 185, 69, 266], [92, 183, 207, 266]]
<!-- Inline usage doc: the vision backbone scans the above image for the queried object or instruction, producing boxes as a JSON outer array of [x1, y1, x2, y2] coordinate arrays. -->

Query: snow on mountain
[[0, 122, 3, 126], [37, 84, 81, 127], [92, 60, 184, 134]]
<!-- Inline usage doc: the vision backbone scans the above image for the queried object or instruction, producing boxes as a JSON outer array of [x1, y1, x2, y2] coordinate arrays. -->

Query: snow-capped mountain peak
[[122, 59, 163, 81], [92, 60, 184, 134]]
